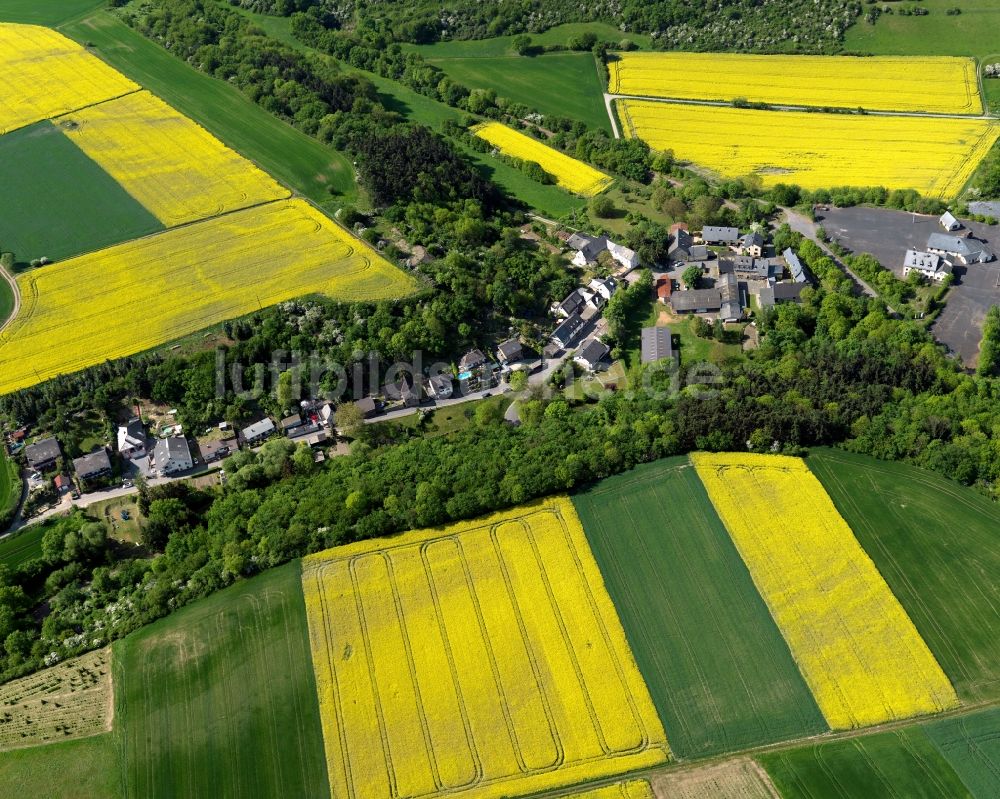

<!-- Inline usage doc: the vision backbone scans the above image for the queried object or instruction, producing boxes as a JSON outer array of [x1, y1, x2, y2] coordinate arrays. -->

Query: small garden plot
[[0, 647, 111, 750]]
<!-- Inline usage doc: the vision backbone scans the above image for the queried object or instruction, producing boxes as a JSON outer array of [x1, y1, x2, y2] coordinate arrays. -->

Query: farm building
[[72, 449, 112, 482], [759, 282, 807, 308], [241, 418, 276, 447], [655, 277, 673, 303], [668, 228, 709, 263], [720, 256, 771, 281], [117, 418, 147, 459], [551, 313, 586, 350], [151, 436, 193, 476], [736, 232, 764, 257], [701, 226, 740, 245], [903, 250, 953, 283], [641, 326, 676, 364], [671, 273, 741, 321], [24, 438, 61, 471], [939, 211, 961, 231], [926, 233, 995, 265], [574, 339, 610, 371]]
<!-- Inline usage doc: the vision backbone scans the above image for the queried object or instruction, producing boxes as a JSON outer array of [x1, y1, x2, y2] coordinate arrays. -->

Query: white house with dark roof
[[568, 233, 639, 272], [736, 232, 764, 257], [496, 338, 524, 364], [117, 418, 146, 460], [151, 436, 192, 476], [551, 288, 592, 319], [574, 339, 609, 371], [783, 248, 809, 283], [550, 313, 586, 350]]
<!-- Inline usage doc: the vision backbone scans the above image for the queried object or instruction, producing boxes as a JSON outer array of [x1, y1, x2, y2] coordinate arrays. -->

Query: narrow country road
[[0, 260, 20, 334]]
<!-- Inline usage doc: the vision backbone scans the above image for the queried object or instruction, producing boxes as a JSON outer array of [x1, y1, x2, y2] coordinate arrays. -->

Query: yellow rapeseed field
[[0, 24, 138, 135], [563, 780, 654, 799], [692, 453, 958, 730], [0, 200, 416, 395], [609, 52, 983, 115], [618, 99, 1000, 197], [301, 497, 669, 799], [472, 121, 613, 196], [60, 91, 289, 226]]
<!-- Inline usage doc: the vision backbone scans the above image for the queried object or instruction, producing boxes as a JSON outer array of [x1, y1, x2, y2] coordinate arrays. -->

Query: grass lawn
[[0, 122, 162, 265], [427, 53, 612, 132], [225, 5, 584, 217], [0, 733, 122, 798], [760, 727, 971, 799], [0, 527, 43, 570], [60, 11, 357, 211], [623, 294, 743, 369], [114, 560, 329, 798], [87, 495, 142, 544], [0, 448, 19, 526], [808, 448, 1000, 704], [0, 0, 103, 26], [573, 457, 826, 758], [925, 706, 1000, 798], [406, 22, 653, 58], [844, 0, 1000, 58]]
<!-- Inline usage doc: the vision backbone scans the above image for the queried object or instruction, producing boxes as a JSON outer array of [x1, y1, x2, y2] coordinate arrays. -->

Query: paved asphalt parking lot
[[818, 206, 1000, 366]]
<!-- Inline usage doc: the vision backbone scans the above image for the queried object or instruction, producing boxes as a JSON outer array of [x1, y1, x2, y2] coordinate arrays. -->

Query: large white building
[[903, 250, 953, 283]]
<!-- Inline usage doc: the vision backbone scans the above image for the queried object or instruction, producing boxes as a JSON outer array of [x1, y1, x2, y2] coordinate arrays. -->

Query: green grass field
[[844, 0, 1000, 58], [0, 527, 43, 570], [573, 457, 826, 759], [427, 53, 612, 132], [0, 734, 121, 798], [760, 727, 972, 799], [926, 707, 1000, 799], [0, 0, 103, 26], [809, 448, 1000, 704], [225, 5, 584, 217], [0, 448, 18, 527], [59, 11, 357, 210], [0, 121, 163, 264], [113, 560, 329, 798]]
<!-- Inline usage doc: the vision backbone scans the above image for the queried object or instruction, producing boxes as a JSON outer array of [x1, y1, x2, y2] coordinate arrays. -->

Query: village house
[[288, 425, 328, 447], [655, 277, 673, 304], [426, 373, 454, 400], [736, 232, 764, 257], [279, 413, 304, 434], [701, 226, 740, 245], [551, 288, 592, 319], [939, 211, 961, 232], [458, 349, 488, 373], [197, 436, 237, 464], [641, 326, 676, 364], [117, 417, 147, 460], [759, 282, 807, 308], [567, 233, 640, 273], [496, 338, 524, 364], [54, 474, 72, 494], [926, 233, 995, 265], [720, 256, 772, 281], [668, 227, 709, 263], [588, 277, 618, 305], [354, 397, 378, 419], [386, 375, 422, 408], [73, 449, 112, 483], [241, 418, 276, 447], [24, 438, 61, 472], [574, 339, 609, 372], [783, 248, 810, 283], [151, 436, 193, 476], [550, 313, 586, 350], [903, 250, 953, 283]]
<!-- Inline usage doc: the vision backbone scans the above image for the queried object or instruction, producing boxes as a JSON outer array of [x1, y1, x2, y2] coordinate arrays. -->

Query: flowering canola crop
[[563, 780, 654, 799], [302, 497, 668, 799], [609, 52, 983, 115], [0, 24, 138, 135], [61, 92, 289, 226], [472, 121, 613, 196], [619, 100, 1000, 197], [0, 200, 416, 395], [692, 453, 958, 730]]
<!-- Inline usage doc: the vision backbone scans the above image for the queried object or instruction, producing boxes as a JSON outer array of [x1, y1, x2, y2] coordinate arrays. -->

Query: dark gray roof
[[566, 232, 594, 251], [73, 448, 111, 477], [576, 339, 609, 366], [355, 397, 378, 415], [551, 313, 586, 347], [759, 282, 806, 308], [739, 232, 764, 248], [557, 290, 586, 316], [198, 437, 237, 460], [497, 338, 523, 360], [702, 226, 739, 243], [671, 288, 722, 312], [24, 437, 61, 466], [641, 326, 675, 364], [926, 233, 993, 261], [721, 256, 770, 279]]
